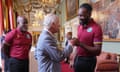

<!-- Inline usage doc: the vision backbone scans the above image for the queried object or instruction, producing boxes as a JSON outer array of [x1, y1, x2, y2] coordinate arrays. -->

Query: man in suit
[[64, 32, 72, 63], [35, 13, 73, 72]]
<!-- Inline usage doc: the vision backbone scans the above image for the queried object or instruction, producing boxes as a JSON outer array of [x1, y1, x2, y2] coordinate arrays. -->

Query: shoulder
[[92, 22, 102, 31], [26, 31, 32, 37], [90, 19, 101, 29], [39, 31, 54, 42], [41, 30, 52, 38], [92, 23, 103, 36], [4, 29, 17, 43], [6, 29, 16, 37], [37, 31, 53, 46]]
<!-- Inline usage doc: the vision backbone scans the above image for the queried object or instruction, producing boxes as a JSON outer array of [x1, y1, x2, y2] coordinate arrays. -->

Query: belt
[[10, 57, 28, 61], [76, 56, 96, 61]]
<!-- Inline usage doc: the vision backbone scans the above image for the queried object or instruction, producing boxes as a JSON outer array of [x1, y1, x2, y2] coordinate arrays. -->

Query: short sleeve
[[5, 30, 16, 44], [93, 25, 103, 45], [27, 32, 32, 44]]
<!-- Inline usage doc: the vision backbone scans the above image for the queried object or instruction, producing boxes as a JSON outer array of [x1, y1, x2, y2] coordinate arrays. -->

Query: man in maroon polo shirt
[[2, 16, 32, 72], [70, 3, 103, 72]]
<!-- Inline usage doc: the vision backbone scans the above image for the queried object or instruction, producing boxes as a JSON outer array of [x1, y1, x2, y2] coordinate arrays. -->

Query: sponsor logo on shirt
[[17, 34, 20, 38], [87, 27, 92, 32], [26, 34, 31, 39]]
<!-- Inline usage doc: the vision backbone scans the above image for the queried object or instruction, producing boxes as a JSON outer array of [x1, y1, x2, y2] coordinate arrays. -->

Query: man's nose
[[80, 16, 85, 20]]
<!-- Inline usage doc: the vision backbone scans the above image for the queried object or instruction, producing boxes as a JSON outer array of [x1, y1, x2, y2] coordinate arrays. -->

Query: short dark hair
[[79, 3, 92, 12]]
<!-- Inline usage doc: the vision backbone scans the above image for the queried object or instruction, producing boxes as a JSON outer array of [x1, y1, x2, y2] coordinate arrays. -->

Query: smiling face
[[17, 16, 28, 32], [78, 7, 91, 26], [51, 18, 60, 33], [78, 8, 91, 25]]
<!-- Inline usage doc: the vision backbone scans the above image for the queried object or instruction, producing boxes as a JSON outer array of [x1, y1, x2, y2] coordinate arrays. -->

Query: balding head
[[17, 16, 28, 32], [43, 13, 59, 29], [17, 16, 28, 25], [43, 13, 60, 33]]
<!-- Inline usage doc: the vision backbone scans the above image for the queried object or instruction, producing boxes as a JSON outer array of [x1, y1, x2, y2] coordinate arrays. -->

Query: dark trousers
[[1, 52, 9, 72], [74, 56, 96, 72], [9, 57, 29, 72]]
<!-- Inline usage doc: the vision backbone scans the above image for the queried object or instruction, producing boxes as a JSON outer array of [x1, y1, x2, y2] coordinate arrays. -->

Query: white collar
[[44, 28, 55, 38]]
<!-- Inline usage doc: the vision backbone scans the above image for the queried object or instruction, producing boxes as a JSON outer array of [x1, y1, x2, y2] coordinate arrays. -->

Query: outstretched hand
[[70, 37, 80, 46]]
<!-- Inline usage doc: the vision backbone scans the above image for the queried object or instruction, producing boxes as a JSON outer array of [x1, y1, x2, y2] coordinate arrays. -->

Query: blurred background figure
[[64, 32, 72, 64], [1, 16, 32, 72], [1, 30, 11, 72]]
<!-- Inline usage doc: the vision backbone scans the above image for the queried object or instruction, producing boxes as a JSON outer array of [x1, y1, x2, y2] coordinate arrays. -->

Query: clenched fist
[[70, 37, 80, 46]]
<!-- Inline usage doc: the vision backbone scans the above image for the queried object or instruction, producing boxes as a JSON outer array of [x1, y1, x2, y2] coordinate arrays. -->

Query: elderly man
[[35, 13, 73, 72], [2, 16, 32, 72]]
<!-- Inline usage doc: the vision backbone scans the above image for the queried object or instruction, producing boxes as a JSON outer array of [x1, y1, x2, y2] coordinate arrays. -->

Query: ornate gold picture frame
[[91, 0, 120, 41], [66, 0, 79, 21]]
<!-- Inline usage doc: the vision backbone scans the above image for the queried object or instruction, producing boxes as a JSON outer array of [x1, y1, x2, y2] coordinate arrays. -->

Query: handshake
[[70, 37, 80, 46]]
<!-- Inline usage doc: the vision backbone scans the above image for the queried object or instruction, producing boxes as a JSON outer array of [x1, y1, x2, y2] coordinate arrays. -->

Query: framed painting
[[66, 0, 79, 21], [32, 31, 40, 46], [91, 0, 120, 41], [59, 27, 64, 42]]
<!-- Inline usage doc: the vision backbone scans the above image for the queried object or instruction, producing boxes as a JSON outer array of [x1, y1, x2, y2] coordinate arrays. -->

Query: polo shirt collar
[[16, 28, 27, 34], [80, 18, 95, 29]]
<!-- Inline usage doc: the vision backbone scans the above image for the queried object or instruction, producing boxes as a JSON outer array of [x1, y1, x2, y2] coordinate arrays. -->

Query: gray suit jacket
[[35, 30, 73, 72]]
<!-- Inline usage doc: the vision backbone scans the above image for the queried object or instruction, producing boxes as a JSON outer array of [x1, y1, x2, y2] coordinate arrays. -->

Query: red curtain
[[0, 0, 4, 36], [6, 0, 14, 30]]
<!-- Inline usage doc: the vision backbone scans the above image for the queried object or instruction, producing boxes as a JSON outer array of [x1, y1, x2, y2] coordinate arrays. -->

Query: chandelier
[[38, 0, 60, 7], [38, 0, 61, 13], [14, 0, 62, 14]]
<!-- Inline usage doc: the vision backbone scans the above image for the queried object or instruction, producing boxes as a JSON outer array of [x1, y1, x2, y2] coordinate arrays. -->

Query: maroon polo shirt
[[5, 29, 32, 59], [77, 19, 102, 56]]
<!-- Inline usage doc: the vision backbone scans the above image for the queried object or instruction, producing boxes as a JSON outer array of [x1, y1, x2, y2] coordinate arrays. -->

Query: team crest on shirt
[[26, 34, 31, 39], [87, 27, 92, 32], [17, 34, 20, 38]]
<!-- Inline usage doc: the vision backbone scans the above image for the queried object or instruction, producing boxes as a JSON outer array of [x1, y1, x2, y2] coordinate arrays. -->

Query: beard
[[80, 20, 88, 26], [21, 27, 28, 32], [80, 17, 90, 26]]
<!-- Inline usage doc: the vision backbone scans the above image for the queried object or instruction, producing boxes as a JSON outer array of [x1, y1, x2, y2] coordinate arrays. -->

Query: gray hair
[[43, 13, 59, 29], [17, 16, 28, 24]]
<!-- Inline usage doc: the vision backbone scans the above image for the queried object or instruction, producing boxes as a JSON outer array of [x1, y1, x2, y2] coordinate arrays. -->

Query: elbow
[[95, 50, 101, 56], [91, 50, 101, 56]]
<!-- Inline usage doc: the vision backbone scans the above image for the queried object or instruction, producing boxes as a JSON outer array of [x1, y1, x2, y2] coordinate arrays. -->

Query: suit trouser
[[74, 56, 96, 72], [9, 57, 29, 72]]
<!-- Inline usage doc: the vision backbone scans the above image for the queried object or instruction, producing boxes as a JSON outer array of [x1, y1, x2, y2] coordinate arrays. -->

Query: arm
[[1, 41, 11, 57], [69, 47, 77, 68], [79, 43, 102, 56], [44, 39, 73, 62], [1, 30, 15, 57]]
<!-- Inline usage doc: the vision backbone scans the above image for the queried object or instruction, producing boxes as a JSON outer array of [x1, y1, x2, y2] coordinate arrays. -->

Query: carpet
[[61, 62, 74, 72]]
